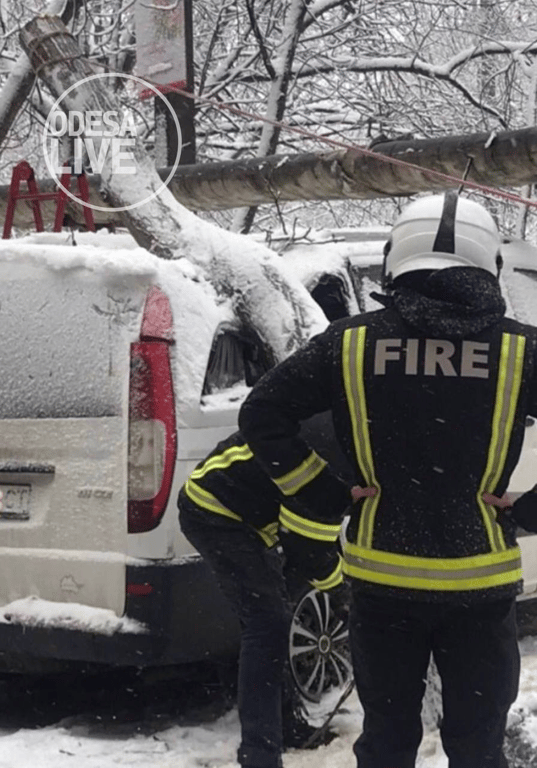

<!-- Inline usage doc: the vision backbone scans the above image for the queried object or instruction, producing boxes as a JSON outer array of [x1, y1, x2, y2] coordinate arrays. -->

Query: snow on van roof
[[0, 230, 162, 277], [284, 240, 359, 288], [3, 229, 537, 411], [0, 231, 233, 420], [0, 229, 329, 419]]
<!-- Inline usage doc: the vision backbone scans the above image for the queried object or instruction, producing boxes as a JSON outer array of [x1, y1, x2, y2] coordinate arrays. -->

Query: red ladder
[[3, 161, 95, 239]]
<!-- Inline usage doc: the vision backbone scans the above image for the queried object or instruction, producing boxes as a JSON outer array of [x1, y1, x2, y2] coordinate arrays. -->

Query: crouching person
[[177, 418, 351, 768]]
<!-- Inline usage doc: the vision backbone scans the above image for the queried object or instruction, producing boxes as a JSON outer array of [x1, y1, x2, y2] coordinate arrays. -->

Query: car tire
[[288, 587, 353, 703]]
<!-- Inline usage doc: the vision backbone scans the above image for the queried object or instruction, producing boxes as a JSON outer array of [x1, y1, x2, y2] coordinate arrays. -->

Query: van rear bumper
[[0, 558, 241, 673]]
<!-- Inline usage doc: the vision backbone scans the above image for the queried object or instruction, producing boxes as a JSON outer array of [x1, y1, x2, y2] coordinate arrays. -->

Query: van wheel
[[289, 587, 352, 703]]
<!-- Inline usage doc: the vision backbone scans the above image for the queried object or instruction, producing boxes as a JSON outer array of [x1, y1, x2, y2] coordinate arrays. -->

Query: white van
[[0, 231, 248, 673]]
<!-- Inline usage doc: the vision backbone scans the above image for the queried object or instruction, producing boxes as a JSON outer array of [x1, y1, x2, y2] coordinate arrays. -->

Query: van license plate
[[0, 484, 31, 520]]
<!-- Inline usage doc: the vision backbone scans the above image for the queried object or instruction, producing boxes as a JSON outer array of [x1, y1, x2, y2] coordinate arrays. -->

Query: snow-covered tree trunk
[[3, 124, 537, 230], [19, 13, 327, 362], [168, 128, 537, 209]]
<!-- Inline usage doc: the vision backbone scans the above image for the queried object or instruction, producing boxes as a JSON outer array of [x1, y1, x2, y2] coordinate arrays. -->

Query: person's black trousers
[[349, 589, 520, 768], [179, 500, 292, 768]]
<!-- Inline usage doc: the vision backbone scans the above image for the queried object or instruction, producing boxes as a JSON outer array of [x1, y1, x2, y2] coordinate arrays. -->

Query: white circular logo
[[42, 72, 183, 213]]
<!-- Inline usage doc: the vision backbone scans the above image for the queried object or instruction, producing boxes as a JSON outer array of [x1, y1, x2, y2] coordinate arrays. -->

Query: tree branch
[[245, 0, 276, 79], [232, 41, 537, 84]]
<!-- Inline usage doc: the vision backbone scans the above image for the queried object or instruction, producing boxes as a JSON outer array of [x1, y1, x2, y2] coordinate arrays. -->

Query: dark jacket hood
[[372, 267, 506, 338]]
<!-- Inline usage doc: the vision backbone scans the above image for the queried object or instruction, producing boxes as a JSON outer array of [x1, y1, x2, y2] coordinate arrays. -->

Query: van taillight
[[128, 288, 176, 533]]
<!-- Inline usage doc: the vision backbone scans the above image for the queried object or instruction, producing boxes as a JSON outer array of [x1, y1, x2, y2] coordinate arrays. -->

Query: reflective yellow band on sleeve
[[343, 542, 522, 591], [273, 451, 327, 496], [311, 556, 344, 591], [279, 505, 341, 542], [186, 480, 279, 547], [256, 521, 279, 548], [191, 443, 253, 480], [184, 479, 242, 522]]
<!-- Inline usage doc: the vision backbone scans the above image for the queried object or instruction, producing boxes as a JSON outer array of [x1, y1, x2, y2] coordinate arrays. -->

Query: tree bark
[[0, 0, 82, 153], [165, 127, 537, 208], [18, 14, 326, 363]]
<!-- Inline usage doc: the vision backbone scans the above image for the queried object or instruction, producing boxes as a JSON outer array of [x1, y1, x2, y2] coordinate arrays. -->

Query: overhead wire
[[153, 82, 537, 213]]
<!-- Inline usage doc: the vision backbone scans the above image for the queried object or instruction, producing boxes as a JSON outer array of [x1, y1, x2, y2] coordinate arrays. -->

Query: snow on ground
[[2, 641, 537, 767]]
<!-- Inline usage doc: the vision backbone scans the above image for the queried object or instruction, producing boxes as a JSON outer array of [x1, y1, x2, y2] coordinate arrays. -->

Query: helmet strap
[[496, 252, 503, 278], [381, 239, 393, 291]]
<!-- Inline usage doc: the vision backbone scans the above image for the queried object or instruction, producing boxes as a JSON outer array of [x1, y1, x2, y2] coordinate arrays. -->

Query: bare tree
[[0, 0, 134, 175], [0, 0, 84, 168], [231, 0, 309, 233]]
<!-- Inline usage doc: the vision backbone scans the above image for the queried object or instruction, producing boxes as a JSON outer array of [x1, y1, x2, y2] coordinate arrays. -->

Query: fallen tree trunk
[[163, 127, 537, 209], [18, 14, 327, 362], [3, 125, 537, 229]]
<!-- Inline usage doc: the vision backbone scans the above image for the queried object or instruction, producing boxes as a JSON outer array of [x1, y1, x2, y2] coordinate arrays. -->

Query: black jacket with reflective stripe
[[182, 431, 278, 529], [178, 428, 346, 588], [239, 284, 537, 602]]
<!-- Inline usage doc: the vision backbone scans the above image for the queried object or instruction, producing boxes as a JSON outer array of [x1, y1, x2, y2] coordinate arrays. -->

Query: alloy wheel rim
[[289, 588, 352, 703]]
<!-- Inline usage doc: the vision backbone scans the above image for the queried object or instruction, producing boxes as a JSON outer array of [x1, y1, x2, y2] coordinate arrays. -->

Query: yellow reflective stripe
[[187, 480, 279, 548], [343, 542, 522, 591], [273, 451, 327, 496], [191, 444, 253, 480], [279, 505, 341, 542], [342, 326, 380, 548], [311, 557, 344, 591], [184, 479, 242, 522], [256, 521, 279, 548], [477, 333, 526, 552]]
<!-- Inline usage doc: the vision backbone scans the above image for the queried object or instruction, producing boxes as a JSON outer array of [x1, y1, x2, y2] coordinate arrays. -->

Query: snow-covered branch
[[232, 41, 537, 84], [232, 0, 308, 232]]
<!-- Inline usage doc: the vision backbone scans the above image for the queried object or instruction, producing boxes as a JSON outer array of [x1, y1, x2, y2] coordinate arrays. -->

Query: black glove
[[511, 486, 537, 533], [283, 560, 310, 602], [280, 525, 342, 600], [326, 578, 351, 625]]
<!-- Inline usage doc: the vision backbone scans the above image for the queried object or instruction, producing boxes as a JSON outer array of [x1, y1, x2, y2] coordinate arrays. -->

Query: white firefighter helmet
[[383, 191, 502, 286]]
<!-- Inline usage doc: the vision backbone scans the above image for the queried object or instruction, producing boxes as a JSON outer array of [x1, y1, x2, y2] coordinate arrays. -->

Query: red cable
[[158, 83, 537, 212]]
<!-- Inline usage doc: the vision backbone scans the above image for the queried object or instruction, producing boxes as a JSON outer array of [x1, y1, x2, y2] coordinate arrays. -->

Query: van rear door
[[0, 258, 148, 616]]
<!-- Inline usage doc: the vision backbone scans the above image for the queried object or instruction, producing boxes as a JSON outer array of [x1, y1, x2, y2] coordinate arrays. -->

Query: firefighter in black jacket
[[239, 191, 537, 768], [177, 415, 355, 768]]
